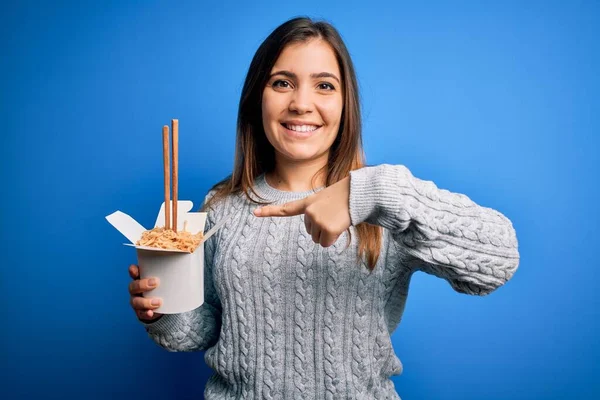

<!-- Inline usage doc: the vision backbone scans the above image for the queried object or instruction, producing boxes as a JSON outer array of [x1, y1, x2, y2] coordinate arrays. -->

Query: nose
[[288, 87, 313, 114]]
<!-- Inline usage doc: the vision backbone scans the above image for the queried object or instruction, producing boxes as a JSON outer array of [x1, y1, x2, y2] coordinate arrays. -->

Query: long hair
[[204, 17, 382, 270]]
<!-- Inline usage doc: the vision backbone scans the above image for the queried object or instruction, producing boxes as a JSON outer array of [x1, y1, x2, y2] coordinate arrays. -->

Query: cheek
[[261, 93, 275, 138], [261, 92, 269, 125], [262, 92, 283, 129], [321, 98, 344, 126]]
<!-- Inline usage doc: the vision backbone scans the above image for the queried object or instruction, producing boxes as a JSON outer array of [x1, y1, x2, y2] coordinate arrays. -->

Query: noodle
[[136, 227, 204, 253]]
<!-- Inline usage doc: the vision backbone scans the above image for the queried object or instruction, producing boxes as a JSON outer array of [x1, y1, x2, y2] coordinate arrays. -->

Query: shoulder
[[200, 176, 234, 211], [201, 188, 235, 214], [202, 188, 220, 208], [201, 186, 249, 222]]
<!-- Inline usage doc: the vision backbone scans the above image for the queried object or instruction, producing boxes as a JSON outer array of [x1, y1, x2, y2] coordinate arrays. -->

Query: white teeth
[[285, 124, 318, 132]]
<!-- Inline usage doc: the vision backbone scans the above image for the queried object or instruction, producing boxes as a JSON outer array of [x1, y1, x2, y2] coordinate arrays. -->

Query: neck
[[266, 154, 328, 192]]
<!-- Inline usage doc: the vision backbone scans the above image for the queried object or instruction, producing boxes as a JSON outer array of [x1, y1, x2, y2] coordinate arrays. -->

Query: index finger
[[129, 264, 139, 280], [254, 198, 307, 217]]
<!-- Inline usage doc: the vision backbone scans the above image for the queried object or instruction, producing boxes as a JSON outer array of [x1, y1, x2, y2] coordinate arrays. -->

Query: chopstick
[[162, 125, 171, 230], [171, 119, 179, 233]]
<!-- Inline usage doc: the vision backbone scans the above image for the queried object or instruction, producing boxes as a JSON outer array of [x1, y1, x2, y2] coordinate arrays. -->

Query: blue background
[[1, 1, 598, 399]]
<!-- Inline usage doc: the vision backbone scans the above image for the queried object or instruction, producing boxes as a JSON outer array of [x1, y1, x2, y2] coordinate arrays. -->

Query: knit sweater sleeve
[[139, 192, 222, 351], [349, 164, 520, 296]]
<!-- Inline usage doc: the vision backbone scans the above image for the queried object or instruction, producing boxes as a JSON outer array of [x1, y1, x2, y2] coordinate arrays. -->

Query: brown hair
[[204, 17, 382, 269]]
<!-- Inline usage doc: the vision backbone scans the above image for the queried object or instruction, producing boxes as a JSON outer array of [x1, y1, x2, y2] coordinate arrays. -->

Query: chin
[[278, 145, 327, 162]]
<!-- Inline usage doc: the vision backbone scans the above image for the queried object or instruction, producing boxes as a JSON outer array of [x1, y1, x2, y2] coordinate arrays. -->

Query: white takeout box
[[106, 200, 212, 314]]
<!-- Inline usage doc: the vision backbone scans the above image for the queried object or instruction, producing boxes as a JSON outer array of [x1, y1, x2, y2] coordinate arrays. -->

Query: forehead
[[272, 39, 340, 76]]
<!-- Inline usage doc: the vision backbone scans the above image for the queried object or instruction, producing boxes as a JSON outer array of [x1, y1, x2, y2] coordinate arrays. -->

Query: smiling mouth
[[281, 123, 322, 133]]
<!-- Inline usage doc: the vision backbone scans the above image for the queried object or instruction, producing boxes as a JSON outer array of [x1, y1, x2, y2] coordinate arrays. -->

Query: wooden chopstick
[[171, 119, 179, 233], [162, 125, 171, 230]]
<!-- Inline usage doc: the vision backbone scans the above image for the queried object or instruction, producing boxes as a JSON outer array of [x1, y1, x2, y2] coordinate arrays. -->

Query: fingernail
[[151, 299, 160, 306], [254, 208, 262, 216], [148, 278, 156, 286]]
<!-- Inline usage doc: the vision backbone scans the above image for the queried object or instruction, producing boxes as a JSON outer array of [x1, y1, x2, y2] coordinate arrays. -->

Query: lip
[[281, 120, 323, 127], [280, 122, 321, 139]]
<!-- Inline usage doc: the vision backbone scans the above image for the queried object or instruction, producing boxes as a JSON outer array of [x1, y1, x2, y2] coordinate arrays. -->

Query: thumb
[[254, 199, 307, 217]]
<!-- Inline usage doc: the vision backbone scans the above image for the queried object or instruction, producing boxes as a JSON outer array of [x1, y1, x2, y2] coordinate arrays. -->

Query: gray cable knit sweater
[[142, 164, 520, 399]]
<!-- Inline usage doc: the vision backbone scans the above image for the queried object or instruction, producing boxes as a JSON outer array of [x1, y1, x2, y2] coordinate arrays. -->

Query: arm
[[140, 193, 222, 351], [349, 164, 520, 296]]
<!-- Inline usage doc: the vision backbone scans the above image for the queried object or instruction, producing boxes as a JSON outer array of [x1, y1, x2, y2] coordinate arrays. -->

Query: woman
[[127, 17, 520, 399]]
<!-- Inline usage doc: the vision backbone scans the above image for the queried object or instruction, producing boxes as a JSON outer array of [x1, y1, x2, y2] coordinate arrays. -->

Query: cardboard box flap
[[155, 200, 207, 234], [106, 201, 208, 250], [106, 211, 147, 244]]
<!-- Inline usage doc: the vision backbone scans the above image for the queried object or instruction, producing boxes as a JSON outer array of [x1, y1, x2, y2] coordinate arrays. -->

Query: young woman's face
[[262, 39, 343, 164]]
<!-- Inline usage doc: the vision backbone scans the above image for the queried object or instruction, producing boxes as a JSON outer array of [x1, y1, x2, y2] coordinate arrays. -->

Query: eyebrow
[[270, 70, 341, 84]]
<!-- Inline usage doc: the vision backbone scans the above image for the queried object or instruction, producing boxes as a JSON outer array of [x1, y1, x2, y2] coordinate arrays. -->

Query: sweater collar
[[252, 173, 325, 203]]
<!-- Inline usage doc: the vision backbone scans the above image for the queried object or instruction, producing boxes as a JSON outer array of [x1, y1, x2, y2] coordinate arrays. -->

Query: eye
[[318, 82, 335, 91], [272, 80, 291, 89]]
